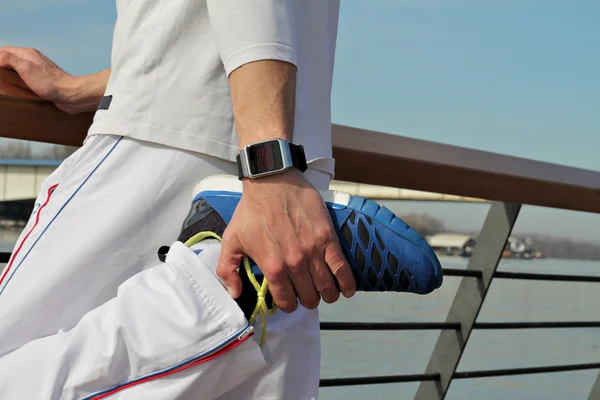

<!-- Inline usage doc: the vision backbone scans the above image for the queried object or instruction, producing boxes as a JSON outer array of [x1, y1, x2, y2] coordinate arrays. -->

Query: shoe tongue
[[178, 198, 228, 243]]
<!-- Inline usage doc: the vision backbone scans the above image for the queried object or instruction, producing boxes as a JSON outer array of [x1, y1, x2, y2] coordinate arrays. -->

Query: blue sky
[[1, 0, 599, 240], [333, 1, 599, 170]]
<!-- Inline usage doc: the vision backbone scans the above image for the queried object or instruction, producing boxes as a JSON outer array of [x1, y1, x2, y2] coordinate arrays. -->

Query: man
[[0, 1, 354, 398], [0, 1, 442, 398]]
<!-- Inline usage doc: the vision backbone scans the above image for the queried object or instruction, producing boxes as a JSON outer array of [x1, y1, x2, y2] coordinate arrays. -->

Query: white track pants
[[0, 134, 332, 399]]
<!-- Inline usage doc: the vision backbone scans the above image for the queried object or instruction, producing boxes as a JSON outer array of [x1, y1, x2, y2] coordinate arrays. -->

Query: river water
[[320, 256, 600, 399], [1, 231, 599, 399]]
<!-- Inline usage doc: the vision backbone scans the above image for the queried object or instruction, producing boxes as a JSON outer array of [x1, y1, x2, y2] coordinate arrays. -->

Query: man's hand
[[217, 59, 355, 312], [0, 46, 109, 114], [217, 168, 356, 312]]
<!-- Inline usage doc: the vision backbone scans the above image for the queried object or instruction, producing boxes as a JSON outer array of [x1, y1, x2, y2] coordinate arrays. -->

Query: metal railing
[[1, 67, 600, 399], [320, 257, 600, 395], [326, 125, 600, 399]]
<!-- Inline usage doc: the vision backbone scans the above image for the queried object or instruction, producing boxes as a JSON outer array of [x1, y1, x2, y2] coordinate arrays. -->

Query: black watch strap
[[289, 143, 308, 173], [236, 153, 244, 179]]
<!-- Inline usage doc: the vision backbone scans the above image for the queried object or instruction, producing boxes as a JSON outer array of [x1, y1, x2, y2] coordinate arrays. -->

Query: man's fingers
[[0, 47, 27, 57], [216, 234, 243, 298], [262, 259, 299, 313], [0, 51, 18, 68], [324, 241, 356, 298], [286, 253, 321, 310], [0, 47, 42, 63], [0, 51, 33, 76], [308, 258, 340, 304]]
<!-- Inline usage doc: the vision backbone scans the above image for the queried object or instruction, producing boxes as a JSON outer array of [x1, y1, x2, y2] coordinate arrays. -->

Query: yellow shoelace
[[184, 231, 277, 347]]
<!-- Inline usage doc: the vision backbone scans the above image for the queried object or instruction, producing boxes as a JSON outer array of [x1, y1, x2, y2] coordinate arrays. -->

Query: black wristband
[[289, 143, 308, 173]]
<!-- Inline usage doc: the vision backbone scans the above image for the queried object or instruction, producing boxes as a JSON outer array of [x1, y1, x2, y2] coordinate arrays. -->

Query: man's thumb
[[216, 236, 244, 298]]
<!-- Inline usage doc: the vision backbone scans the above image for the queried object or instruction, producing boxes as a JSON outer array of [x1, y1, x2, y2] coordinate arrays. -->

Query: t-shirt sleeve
[[206, 0, 297, 76]]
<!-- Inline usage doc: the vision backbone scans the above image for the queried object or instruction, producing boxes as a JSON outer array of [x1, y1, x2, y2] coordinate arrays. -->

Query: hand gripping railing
[[1, 67, 600, 399]]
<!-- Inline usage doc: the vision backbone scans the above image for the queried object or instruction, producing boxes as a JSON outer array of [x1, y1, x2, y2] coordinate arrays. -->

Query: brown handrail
[[0, 68, 91, 146], [331, 125, 600, 213], [1, 67, 599, 213]]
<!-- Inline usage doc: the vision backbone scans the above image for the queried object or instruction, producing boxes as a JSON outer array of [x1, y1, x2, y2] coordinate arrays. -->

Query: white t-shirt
[[88, 0, 340, 176]]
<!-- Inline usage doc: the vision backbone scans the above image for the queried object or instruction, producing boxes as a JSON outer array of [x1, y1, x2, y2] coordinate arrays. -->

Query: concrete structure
[[0, 159, 487, 225], [0, 160, 60, 223], [0, 160, 488, 203], [329, 180, 486, 202], [0, 159, 60, 201]]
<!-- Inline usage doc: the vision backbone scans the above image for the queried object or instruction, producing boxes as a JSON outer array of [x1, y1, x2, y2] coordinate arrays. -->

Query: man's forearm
[[62, 68, 111, 114], [206, 0, 298, 147], [229, 61, 296, 148]]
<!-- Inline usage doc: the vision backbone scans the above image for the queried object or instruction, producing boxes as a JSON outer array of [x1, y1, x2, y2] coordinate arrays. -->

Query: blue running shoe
[[177, 174, 443, 296]]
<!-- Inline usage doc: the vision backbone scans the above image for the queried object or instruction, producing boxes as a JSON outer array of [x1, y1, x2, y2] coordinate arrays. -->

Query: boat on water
[[427, 232, 545, 259]]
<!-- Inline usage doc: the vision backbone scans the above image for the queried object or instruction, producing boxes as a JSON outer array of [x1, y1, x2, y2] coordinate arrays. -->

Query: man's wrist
[[58, 71, 108, 114], [236, 138, 306, 181], [241, 167, 305, 189]]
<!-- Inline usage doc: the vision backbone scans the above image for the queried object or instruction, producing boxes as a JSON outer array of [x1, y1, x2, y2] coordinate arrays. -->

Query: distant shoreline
[[401, 213, 600, 262]]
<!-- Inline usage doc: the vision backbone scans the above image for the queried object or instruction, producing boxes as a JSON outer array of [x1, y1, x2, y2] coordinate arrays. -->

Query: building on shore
[[426, 233, 477, 257]]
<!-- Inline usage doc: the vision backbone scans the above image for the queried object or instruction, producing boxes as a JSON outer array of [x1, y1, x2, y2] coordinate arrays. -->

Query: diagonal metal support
[[588, 372, 600, 399], [414, 202, 521, 400]]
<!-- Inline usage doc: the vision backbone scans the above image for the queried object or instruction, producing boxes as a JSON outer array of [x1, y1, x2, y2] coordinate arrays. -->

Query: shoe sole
[[193, 175, 443, 295]]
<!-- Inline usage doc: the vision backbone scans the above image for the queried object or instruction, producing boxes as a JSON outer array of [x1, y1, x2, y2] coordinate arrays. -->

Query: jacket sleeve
[[0, 243, 262, 400], [206, 0, 297, 76]]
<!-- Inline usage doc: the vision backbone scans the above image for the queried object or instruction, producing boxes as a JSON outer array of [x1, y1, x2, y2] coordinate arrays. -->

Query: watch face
[[247, 141, 284, 175]]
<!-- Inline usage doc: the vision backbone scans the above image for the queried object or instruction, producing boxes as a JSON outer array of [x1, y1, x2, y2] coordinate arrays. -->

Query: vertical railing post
[[414, 202, 521, 400], [588, 372, 600, 399]]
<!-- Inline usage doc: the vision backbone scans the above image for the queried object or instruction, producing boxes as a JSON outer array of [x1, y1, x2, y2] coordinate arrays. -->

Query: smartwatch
[[236, 139, 307, 179]]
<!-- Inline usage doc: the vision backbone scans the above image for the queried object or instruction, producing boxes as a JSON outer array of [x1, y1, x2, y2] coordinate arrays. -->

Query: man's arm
[[229, 60, 295, 147], [0, 46, 110, 114], [61, 67, 111, 114], [207, 1, 356, 311]]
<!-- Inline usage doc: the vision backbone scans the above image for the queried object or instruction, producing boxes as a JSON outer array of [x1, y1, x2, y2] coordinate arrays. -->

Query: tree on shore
[[400, 212, 445, 237], [0, 139, 76, 160], [0, 140, 32, 159]]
